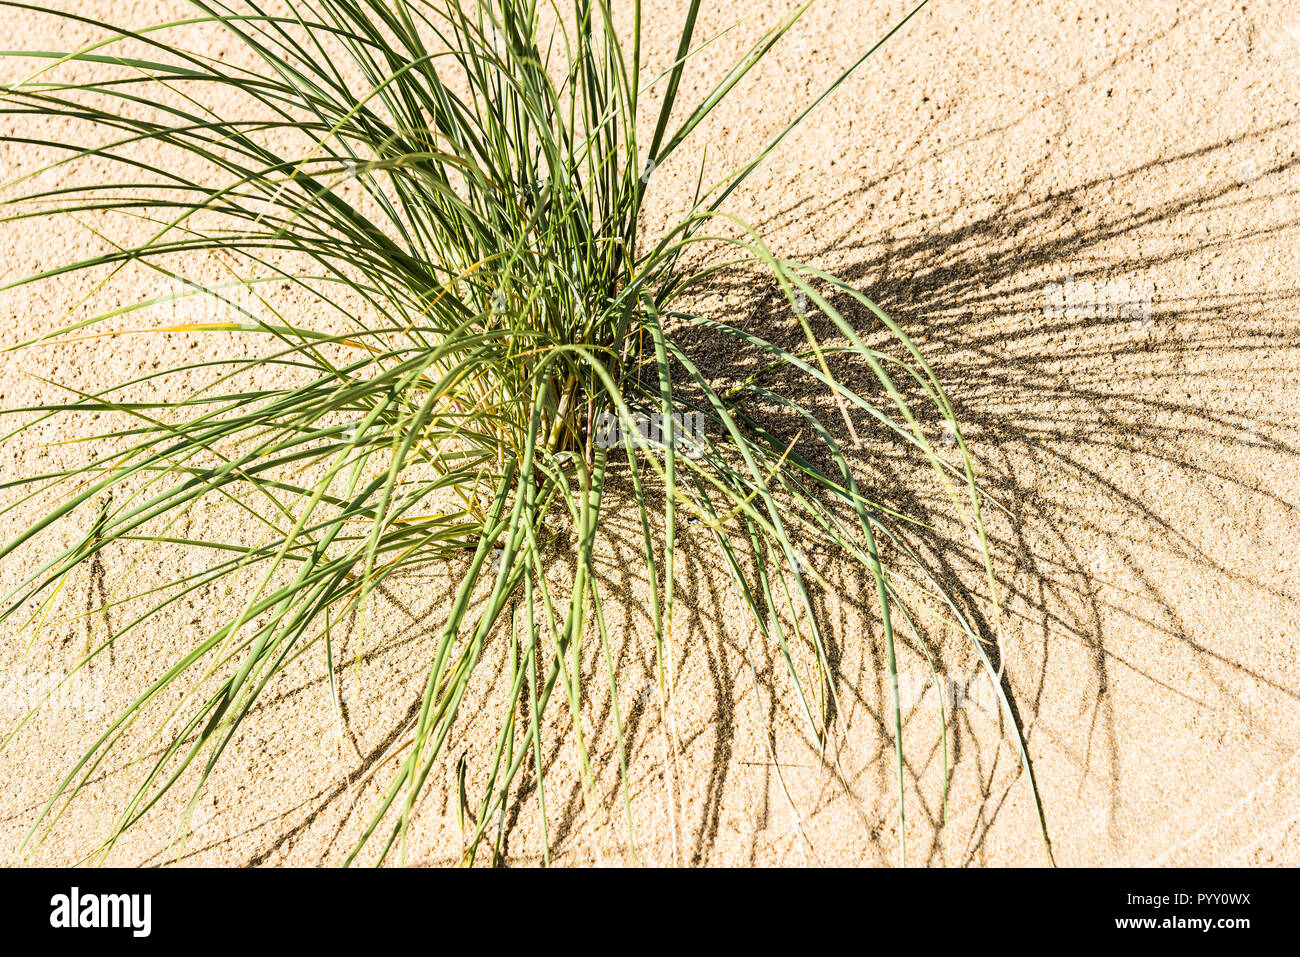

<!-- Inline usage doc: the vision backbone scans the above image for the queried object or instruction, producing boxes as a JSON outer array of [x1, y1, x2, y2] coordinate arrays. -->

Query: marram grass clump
[[0, 0, 1049, 865]]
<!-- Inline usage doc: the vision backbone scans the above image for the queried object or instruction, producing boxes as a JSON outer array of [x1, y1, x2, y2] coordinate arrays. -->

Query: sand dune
[[1, 0, 1297, 865]]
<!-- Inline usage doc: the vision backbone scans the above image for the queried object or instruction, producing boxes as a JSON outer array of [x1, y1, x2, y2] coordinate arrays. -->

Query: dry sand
[[1, 0, 1298, 866]]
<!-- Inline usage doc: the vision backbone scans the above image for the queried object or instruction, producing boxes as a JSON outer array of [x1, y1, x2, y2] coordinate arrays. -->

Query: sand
[[1, 0, 1297, 866]]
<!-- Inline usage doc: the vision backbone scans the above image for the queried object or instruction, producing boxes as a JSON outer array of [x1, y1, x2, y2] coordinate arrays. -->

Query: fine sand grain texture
[[1, 0, 1298, 865]]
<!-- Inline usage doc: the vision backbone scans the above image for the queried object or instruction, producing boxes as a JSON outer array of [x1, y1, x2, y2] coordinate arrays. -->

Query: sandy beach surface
[[1, 0, 1298, 866]]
